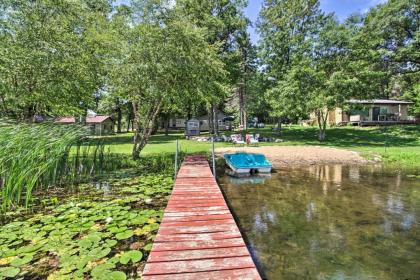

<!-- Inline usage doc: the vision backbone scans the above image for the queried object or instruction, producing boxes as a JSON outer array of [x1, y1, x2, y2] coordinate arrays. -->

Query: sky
[[246, 0, 387, 43]]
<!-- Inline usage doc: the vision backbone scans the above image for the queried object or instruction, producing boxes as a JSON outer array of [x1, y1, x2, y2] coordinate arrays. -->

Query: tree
[[258, 0, 323, 79], [177, 0, 249, 134], [110, 5, 226, 158], [359, 0, 420, 109], [0, 0, 112, 120], [258, 0, 324, 127], [363, 0, 419, 78], [403, 84, 420, 116], [260, 2, 357, 140], [235, 31, 258, 129]]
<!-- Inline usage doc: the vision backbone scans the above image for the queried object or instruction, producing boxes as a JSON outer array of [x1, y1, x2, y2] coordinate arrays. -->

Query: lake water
[[218, 165, 420, 280]]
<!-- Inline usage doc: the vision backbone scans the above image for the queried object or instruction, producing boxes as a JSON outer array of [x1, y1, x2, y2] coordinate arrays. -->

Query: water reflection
[[219, 165, 420, 280]]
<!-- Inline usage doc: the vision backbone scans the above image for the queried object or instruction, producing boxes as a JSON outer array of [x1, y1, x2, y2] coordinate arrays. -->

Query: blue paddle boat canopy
[[224, 153, 272, 176]]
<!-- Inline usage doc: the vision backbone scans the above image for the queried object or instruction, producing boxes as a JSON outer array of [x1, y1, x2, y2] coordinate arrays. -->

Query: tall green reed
[[0, 121, 127, 211]]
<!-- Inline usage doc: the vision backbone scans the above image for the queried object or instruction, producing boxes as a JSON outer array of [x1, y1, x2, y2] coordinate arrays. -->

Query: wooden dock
[[142, 155, 261, 280]]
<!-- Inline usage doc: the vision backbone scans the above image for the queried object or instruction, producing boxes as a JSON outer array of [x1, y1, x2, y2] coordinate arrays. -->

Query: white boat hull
[[226, 162, 272, 177]]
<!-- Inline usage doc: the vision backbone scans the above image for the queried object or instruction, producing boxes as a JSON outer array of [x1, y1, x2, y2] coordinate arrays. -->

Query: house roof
[[55, 117, 76, 124], [86, 116, 112, 124], [347, 99, 413, 105]]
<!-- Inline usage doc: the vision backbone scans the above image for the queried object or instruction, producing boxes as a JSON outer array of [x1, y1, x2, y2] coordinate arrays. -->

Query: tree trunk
[[164, 116, 169, 136], [132, 101, 141, 159], [132, 99, 163, 159], [26, 104, 36, 123], [277, 117, 282, 136], [213, 105, 219, 136], [317, 110, 328, 141], [116, 100, 122, 133], [238, 85, 247, 129], [126, 101, 133, 132]]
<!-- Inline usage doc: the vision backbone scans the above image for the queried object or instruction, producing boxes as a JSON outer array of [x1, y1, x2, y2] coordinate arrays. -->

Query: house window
[[350, 109, 369, 117], [380, 107, 388, 115]]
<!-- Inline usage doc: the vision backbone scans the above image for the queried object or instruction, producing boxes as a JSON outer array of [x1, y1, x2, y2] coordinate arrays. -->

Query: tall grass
[[0, 121, 127, 211]]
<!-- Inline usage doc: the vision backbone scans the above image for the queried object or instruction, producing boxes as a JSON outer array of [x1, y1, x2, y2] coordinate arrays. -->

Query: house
[[319, 99, 415, 126], [168, 118, 187, 129], [86, 116, 114, 135], [197, 113, 231, 131], [54, 117, 76, 124], [167, 112, 233, 131]]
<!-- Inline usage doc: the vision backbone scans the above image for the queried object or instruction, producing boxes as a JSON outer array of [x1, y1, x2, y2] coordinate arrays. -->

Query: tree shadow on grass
[[283, 126, 420, 148], [95, 133, 183, 146], [90, 126, 419, 149], [245, 125, 419, 148]]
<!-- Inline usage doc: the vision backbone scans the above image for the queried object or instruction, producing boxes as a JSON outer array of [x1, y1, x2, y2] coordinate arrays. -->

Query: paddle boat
[[224, 152, 272, 177]]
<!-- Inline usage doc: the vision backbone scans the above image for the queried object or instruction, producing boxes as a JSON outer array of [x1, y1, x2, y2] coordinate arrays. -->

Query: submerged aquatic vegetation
[[0, 174, 173, 279]]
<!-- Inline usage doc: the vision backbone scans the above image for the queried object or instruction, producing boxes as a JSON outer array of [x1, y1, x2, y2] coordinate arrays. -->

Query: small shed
[[186, 119, 200, 136], [86, 116, 114, 135]]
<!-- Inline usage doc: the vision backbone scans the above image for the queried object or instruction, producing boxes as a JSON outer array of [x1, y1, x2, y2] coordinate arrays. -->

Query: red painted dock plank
[[143, 256, 256, 275], [162, 213, 233, 222], [165, 207, 229, 212], [142, 155, 261, 280], [163, 210, 232, 217], [142, 268, 261, 280], [161, 219, 234, 227], [154, 231, 242, 242], [151, 238, 246, 251], [148, 247, 250, 262]]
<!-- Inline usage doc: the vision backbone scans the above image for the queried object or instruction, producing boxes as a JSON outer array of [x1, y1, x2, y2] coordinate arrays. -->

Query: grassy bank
[[98, 125, 420, 168]]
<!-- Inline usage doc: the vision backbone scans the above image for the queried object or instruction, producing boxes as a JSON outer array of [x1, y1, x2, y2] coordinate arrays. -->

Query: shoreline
[[215, 146, 374, 168]]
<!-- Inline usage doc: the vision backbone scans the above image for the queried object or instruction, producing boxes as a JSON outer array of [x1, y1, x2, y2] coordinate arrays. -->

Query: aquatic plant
[[0, 174, 172, 279], [0, 122, 88, 210], [137, 152, 186, 176], [0, 121, 131, 211]]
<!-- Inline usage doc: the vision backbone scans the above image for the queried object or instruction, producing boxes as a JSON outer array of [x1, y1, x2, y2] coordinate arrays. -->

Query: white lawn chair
[[231, 134, 245, 146], [249, 135, 259, 146]]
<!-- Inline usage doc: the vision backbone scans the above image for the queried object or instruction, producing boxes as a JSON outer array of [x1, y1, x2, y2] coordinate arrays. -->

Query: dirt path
[[215, 146, 369, 167]]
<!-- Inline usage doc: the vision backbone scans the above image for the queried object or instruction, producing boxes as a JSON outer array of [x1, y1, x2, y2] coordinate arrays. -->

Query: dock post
[[174, 139, 179, 179], [212, 137, 216, 178]]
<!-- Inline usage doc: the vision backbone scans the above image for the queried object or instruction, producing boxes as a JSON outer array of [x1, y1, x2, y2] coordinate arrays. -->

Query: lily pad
[[10, 254, 33, 267], [0, 266, 20, 278], [90, 262, 116, 278], [119, 250, 142, 265], [78, 239, 92, 248], [115, 230, 133, 240], [0, 256, 15, 266], [108, 271, 126, 280], [88, 247, 111, 260], [143, 243, 153, 251], [105, 239, 118, 247], [108, 226, 127, 234]]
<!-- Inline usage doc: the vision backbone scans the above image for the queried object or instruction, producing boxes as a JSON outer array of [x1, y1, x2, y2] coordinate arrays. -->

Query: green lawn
[[97, 125, 420, 168]]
